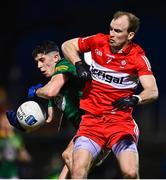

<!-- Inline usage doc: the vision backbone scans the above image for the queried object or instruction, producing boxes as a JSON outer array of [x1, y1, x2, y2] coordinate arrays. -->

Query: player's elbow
[[61, 41, 70, 55], [152, 88, 159, 100], [61, 38, 79, 55], [148, 88, 159, 103], [61, 41, 67, 49]]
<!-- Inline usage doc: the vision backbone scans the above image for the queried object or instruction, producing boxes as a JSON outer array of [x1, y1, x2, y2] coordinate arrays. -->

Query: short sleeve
[[135, 54, 153, 77], [53, 58, 76, 76]]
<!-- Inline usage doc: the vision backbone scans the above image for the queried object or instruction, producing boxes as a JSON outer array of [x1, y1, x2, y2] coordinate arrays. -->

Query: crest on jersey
[[120, 60, 127, 68], [55, 65, 68, 71]]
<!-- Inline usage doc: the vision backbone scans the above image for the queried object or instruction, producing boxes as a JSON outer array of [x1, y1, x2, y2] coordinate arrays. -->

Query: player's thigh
[[117, 150, 139, 173], [112, 139, 139, 173], [73, 136, 101, 171], [73, 148, 94, 172]]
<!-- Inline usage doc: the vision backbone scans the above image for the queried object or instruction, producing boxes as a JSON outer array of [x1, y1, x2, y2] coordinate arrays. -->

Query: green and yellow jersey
[[48, 58, 84, 129]]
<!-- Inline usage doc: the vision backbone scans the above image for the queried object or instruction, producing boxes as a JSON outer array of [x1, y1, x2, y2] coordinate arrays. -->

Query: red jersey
[[78, 33, 153, 115]]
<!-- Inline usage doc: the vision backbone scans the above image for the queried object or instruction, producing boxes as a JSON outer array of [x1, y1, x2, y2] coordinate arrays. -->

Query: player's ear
[[54, 54, 59, 59], [128, 32, 135, 41], [53, 53, 59, 62]]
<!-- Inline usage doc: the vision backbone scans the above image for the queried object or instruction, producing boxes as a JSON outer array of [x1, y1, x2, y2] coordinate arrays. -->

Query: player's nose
[[37, 61, 42, 68]]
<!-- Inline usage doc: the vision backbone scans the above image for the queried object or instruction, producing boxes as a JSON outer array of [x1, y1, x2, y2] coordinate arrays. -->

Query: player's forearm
[[138, 75, 159, 105], [61, 38, 81, 65], [36, 86, 59, 99], [137, 88, 158, 105]]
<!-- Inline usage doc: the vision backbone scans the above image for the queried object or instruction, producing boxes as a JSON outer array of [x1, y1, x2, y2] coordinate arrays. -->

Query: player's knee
[[62, 151, 69, 161], [122, 168, 138, 179], [62, 150, 71, 164]]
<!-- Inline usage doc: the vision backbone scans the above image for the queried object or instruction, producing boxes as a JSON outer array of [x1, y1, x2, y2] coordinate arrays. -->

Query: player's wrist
[[75, 60, 83, 66], [28, 83, 43, 98], [35, 83, 43, 95], [35, 88, 39, 96], [132, 95, 142, 105]]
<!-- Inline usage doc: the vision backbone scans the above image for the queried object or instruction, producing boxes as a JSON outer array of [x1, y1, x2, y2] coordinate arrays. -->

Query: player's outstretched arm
[[29, 74, 68, 100]]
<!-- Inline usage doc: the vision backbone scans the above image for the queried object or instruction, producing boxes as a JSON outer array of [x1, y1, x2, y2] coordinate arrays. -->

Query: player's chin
[[109, 40, 115, 46], [44, 74, 49, 78], [43, 72, 50, 78]]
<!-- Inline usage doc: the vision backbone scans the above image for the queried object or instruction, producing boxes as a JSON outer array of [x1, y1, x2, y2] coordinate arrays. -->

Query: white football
[[16, 101, 46, 132]]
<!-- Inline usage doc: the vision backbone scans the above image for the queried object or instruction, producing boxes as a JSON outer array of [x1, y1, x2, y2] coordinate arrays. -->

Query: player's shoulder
[[130, 43, 150, 66], [54, 58, 76, 74], [56, 58, 74, 67], [94, 33, 109, 41], [131, 43, 145, 56]]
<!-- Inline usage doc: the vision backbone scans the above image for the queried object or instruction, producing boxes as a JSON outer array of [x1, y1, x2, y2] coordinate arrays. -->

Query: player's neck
[[111, 42, 131, 54]]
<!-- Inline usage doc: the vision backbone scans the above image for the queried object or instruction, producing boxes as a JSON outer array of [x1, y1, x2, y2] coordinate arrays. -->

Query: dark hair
[[32, 40, 59, 58], [113, 11, 140, 33]]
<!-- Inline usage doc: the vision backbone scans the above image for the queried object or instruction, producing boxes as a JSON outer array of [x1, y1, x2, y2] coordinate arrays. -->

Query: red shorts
[[76, 111, 139, 149]]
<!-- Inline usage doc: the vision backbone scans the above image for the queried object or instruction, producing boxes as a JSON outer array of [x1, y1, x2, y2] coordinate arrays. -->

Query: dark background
[[0, 0, 166, 178]]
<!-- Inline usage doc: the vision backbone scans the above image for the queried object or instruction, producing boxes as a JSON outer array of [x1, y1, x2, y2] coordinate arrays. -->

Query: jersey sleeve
[[48, 99, 56, 107], [78, 33, 109, 53], [135, 54, 153, 77], [53, 58, 77, 76], [78, 36, 92, 52]]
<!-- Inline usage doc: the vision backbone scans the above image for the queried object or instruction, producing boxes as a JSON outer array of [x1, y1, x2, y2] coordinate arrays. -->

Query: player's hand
[[6, 110, 26, 131], [112, 96, 139, 110], [28, 83, 43, 98], [75, 61, 91, 80]]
